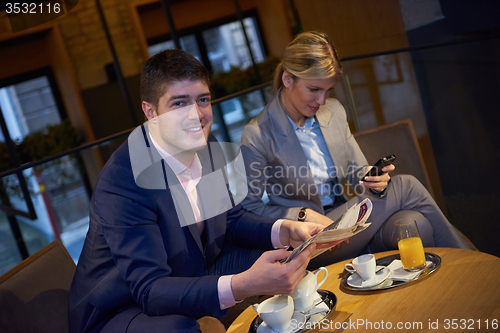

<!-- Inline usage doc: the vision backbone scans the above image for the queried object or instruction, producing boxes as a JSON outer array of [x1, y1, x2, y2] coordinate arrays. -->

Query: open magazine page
[[282, 199, 373, 264]]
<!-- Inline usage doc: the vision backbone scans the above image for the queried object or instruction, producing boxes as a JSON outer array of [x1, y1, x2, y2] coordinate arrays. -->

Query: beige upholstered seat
[[0, 240, 226, 333], [353, 119, 434, 197], [353, 119, 476, 250], [0, 240, 76, 333]]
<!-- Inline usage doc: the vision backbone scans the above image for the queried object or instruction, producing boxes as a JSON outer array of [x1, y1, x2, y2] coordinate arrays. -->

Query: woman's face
[[281, 72, 338, 125]]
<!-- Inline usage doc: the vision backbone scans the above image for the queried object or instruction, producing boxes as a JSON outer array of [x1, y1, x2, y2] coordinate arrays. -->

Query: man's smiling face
[[143, 79, 212, 158]]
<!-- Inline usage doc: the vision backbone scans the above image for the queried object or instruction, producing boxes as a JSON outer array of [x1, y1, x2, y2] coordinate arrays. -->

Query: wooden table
[[227, 248, 500, 332]]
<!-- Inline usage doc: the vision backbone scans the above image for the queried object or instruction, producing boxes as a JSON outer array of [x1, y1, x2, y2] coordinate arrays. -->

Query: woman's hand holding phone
[[361, 155, 396, 192]]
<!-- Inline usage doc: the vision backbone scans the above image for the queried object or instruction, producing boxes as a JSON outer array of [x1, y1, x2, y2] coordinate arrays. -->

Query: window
[[0, 69, 90, 271], [148, 13, 266, 75], [149, 34, 202, 61], [203, 17, 264, 73]]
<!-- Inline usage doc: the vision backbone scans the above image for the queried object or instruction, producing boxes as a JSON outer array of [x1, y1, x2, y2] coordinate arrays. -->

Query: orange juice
[[398, 237, 426, 270]]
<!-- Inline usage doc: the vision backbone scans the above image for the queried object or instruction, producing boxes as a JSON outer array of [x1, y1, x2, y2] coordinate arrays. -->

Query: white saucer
[[347, 265, 390, 288], [257, 312, 306, 333]]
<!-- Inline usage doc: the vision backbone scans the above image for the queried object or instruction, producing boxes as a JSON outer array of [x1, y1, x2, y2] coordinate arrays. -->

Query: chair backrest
[[0, 240, 76, 333], [353, 119, 434, 198]]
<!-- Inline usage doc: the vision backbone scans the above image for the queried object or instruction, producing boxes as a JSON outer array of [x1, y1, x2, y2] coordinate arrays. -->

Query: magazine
[[282, 198, 373, 263]]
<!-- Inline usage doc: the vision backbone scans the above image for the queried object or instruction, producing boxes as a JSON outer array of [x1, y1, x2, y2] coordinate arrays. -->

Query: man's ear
[[142, 101, 156, 121]]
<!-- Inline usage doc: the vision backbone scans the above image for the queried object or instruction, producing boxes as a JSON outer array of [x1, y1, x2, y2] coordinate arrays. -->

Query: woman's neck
[[279, 89, 305, 127]]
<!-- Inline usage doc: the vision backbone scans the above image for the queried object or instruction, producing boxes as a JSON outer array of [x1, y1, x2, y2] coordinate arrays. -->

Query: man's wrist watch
[[297, 207, 307, 222]]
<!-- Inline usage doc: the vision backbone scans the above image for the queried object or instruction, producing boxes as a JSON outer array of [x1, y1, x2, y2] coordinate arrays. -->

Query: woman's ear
[[282, 71, 292, 88], [142, 101, 156, 121]]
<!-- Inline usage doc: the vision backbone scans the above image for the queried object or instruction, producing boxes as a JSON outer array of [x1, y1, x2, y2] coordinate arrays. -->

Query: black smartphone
[[361, 154, 396, 181]]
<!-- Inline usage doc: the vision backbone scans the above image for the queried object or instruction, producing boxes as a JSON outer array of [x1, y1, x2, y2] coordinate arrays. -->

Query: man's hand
[[360, 164, 395, 192], [279, 220, 324, 249], [231, 244, 317, 301]]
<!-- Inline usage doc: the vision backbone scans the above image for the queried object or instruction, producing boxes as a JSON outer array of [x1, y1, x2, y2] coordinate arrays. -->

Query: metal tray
[[340, 252, 441, 291], [249, 289, 337, 333]]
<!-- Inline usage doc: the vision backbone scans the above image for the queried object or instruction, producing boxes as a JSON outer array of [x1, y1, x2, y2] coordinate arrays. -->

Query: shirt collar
[[287, 115, 317, 131], [149, 134, 202, 178]]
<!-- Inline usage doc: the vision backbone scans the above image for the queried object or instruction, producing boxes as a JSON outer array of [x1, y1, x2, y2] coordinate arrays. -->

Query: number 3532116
[[6, 2, 62, 14], [443, 319, 498, 330]]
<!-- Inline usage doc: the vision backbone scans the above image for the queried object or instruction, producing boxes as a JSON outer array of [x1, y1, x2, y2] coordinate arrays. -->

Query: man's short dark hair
[[140, 49, 210, 108]]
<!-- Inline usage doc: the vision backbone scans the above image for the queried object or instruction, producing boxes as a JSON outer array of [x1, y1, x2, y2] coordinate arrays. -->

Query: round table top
[[227, 248, 500, 333]]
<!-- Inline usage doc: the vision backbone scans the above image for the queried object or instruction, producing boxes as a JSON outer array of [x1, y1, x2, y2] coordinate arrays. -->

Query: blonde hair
[[272, 31, 343, 95]]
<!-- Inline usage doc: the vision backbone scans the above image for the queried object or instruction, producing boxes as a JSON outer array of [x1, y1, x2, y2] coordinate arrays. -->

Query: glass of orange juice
[[395, 218, 426, 272]]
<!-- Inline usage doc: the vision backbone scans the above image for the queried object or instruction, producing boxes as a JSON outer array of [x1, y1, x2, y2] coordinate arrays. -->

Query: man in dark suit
[[68, 49, 322, 333]]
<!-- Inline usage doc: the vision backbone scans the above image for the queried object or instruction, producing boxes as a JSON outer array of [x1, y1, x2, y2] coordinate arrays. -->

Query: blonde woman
[[240, 31, 468, 266]]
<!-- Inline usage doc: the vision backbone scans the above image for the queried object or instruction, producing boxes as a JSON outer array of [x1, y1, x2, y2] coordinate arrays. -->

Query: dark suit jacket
[[69, 126, 275, 333]]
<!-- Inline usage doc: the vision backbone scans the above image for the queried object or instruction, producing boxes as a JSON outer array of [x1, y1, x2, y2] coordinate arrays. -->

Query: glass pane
[[339, 53, 428, 135], [0, 76, 61, 141], [148, 34, 202, 62], [43, 155, 89, 262], [179, 35, 202, 61], [0, 86, 26, 142], [148, 40, 175, 56], [2, 171, 35, 214], [211, 87, 267, 144], [1, 158, 90, 262], [203, 17, 265, 73], [203, 27, 228, 73], [0, 210, 23, 275], [5, 169, 54, 257], [0, 75, 90, 263]]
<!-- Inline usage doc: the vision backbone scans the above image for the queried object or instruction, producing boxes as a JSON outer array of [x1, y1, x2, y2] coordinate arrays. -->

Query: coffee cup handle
[[344, 263, 356, 274], [314, 267, 328, 291]]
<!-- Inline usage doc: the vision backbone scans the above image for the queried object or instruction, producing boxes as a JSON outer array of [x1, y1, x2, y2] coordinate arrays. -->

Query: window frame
[[0, 67, 69, 124], [146, 9, 268, 74]]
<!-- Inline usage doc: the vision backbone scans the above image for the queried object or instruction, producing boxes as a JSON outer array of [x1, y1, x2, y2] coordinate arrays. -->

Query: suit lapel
[[268, 96, 310, 174], [197, 142, 228, 260], [183, 141, 229, 256], [316, 103, 347, 179], [268, 96, 323, 209], [187, 223, 203, 252]]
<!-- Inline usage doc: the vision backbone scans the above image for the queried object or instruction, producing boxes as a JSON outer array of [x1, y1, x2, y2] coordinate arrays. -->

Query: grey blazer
[[240, 95, 368, 220]]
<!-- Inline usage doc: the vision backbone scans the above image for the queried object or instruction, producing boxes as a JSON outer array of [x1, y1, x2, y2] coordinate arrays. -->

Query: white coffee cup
[[345, 254, 376, 281], [288, 267, 328, 311], [252, 295, 294, 332]]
